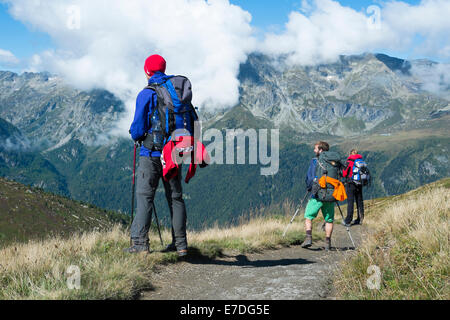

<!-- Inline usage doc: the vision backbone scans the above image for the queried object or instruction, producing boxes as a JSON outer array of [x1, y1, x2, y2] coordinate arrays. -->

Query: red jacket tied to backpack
[[162, 136, 210, 183], [343, 154, 363, 178]]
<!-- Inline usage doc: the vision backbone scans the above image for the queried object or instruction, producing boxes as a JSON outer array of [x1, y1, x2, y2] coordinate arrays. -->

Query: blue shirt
[[129, 72, 173, 157]]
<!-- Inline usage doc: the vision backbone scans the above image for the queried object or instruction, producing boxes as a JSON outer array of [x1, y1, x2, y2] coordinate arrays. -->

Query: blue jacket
[[129, 72, 173, 157], [305, 158, 318, 197]]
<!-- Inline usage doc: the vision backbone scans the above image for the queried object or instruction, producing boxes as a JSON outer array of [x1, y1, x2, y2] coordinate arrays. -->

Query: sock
[[326, 237, 331, 242], [306, 230, 312, 237]]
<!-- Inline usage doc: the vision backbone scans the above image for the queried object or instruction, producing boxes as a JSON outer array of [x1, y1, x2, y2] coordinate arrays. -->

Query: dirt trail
[[142, 224, 365, 300]]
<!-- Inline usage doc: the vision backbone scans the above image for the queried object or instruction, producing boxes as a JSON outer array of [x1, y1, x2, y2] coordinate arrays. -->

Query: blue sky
[[230, 0, 420, 33], [0, 0, 445, 73], [228, 0, 431, 60], [0, 2, 53, 60]]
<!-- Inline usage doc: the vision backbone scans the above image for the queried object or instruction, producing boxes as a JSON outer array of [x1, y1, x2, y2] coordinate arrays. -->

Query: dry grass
[[189, 216, 309, 257], [0, 226, 165, 299], [0, 201, 314, 300], [334, 183, 450, 300]]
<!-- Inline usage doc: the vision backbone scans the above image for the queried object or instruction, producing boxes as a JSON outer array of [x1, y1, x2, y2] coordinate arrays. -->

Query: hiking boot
[[177, 249, 188, 259], [301, 235, 312, 248], [341, 221, 351, 227], [161, 242, 177, 253], [123, 243, 149, 254], [351, 220, 360, 226]]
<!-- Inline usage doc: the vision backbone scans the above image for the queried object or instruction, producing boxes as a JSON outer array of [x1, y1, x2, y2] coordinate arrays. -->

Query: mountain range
[[207, 53, 449, 136], [0, 52, 448, 228]]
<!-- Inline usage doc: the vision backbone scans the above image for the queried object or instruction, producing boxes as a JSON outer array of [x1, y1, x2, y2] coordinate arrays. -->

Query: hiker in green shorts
[[304, 199, 334, 227], [301, 141, 336, 250]]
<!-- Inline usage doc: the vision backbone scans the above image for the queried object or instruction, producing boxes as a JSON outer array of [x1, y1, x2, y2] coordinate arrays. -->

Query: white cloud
[[260, 0, 450, 65], [4, 0, 256, 136], [411, 62, 450, 99], [2, 0, 450, 139], [383, 0, 450, 60], [0, 49, 19, 66]]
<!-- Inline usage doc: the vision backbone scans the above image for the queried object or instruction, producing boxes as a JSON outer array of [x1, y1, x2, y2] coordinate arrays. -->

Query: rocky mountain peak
[[0, 71, 125, 149], [211, 52, 449, 136]]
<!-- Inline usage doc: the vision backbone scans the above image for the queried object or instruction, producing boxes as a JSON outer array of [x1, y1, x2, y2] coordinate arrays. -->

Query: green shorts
[[304, 198, 335, 223]]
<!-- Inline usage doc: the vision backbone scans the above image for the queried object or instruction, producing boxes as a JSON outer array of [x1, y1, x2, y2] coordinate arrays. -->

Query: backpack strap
[[144, 84, 158, 90], [142, 84, 165, 151], [144, 80, 176, 111], [317, 159, 327, 173], [144, 84, 159, 121]]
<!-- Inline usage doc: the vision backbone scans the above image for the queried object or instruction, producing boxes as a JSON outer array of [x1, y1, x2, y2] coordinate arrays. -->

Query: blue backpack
[[351, 158, 371, 186], [142, 75, 199, 151]]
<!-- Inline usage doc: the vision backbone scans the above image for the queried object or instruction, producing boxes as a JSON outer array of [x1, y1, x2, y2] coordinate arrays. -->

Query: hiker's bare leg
[[325, 222, 333, 238], [305, 219, 312, 232]]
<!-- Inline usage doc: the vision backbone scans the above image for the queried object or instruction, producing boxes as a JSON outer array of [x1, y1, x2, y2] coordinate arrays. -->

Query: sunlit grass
[[0, 200, 314, 300], [334, 179, 449, 300]]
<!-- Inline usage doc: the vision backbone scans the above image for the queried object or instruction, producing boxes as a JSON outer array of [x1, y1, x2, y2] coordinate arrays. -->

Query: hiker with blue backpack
[[342, 149, 370, 226], [125, 54, 207, 257]]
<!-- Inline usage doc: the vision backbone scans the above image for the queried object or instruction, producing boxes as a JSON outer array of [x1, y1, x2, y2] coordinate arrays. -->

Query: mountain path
[[141, 224, 366, 300]]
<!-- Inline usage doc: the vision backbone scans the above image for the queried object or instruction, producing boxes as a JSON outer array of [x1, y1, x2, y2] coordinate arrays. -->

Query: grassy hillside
[[0, 150, 69, 195], [0, 179, 448, 299], [334, 178, 449, 299], [0, 208, 311, 300], [0, 177, 128, 247]]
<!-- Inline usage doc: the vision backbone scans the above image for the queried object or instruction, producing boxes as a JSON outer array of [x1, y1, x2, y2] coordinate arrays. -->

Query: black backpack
[[313, 151, 345, 202], [143, 75, 199, 151]]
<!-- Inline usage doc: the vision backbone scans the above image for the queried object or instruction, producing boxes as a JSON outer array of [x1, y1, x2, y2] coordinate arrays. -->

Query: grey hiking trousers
[[130, 156, 187, 251]]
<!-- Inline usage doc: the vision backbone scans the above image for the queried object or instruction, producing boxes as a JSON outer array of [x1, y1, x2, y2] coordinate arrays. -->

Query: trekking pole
[[335, 201, 356, 248], [130, 142, 138, 246], [152, 202, 164, 246], [283, 191, 310, 237]]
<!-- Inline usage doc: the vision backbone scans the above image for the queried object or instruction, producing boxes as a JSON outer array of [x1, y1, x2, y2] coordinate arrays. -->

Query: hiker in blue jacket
[[125, 54, 188, 257], [305, 157, 318, 193]]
